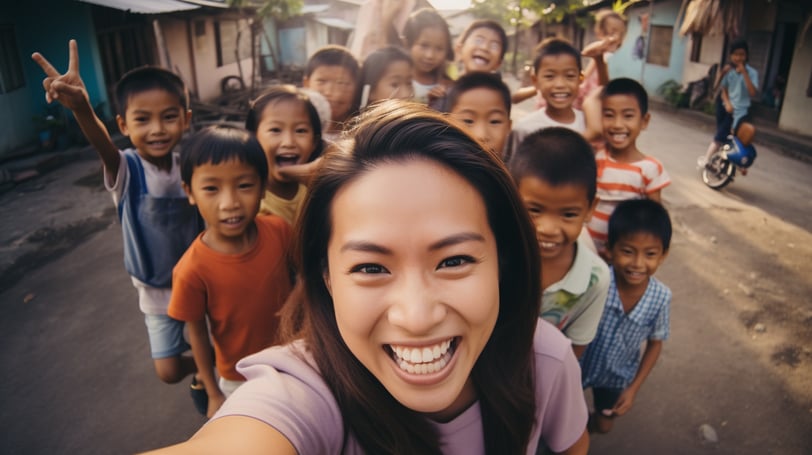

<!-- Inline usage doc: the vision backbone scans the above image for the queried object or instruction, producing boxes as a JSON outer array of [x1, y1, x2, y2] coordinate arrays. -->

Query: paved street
[[1, 106, 811, 454]]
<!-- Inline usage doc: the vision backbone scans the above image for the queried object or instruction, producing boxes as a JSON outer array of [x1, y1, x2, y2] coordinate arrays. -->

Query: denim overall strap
[[119, 150, 202, 287]]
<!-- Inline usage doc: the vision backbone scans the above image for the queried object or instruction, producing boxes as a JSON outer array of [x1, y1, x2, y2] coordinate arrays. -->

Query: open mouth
[[385, 337, 459, 375], [609, 133, 629, 142], [275, 154, 301, 167], [221, 216, 244, 227], [147, 139, 170, 148], [471, 56, 490, 67]]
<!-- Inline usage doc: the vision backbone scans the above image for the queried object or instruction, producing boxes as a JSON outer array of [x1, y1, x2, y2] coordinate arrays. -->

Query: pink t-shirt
[[212, 318, 587, 454]]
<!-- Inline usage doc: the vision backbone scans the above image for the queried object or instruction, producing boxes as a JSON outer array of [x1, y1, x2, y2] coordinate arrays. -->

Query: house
[[679, 0, 812, 137], [1, 0, 256, 159]]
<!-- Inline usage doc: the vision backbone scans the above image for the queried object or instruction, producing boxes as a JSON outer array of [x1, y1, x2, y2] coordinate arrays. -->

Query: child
[[427, 20, 507, 112], [586, 78, 670, 256], [402, 7, 454, 104], [699, 39, 759, 168], [245, 85, 325, 225], [302, 45, 360, 141], [512, 10, 627, 109], [444, 72, 512, 159], [455, 19, 508, 75], [580, 199, 672, 434], [169, 125, 294, 417], [32, 41, 202, 387], [145, 101, 590, 455], [357, 45, 414, 109], [510, 128, 610, 359], [510, 38, 586, 159]]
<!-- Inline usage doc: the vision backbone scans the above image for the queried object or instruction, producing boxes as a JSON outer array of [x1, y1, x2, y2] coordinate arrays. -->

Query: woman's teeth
[[389, 339, 455, 374]]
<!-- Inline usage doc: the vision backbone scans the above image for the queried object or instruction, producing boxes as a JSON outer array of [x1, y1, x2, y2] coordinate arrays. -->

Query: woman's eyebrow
[[429, 232, 485, 251], [339, 241, 392, 255]]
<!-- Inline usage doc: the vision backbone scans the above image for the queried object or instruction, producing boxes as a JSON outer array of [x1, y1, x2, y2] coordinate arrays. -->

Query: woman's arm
[[139, 416, 297, 455]]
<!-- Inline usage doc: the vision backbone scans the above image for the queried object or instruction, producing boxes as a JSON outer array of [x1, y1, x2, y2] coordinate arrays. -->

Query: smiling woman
[[142, 100, 589, 455]]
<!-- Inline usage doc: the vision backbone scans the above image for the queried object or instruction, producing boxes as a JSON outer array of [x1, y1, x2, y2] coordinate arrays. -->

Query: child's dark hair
[[181, 125, 268, 187], [358, 45, 413, 107], [305, 45, 360, 81], [509, 127, 596, 201], [403, 8, 454, 61], [602, 77, 648, 115], [607, 199, 672, 251], [245, 85, 325, 161], [459, 19, 508, 61], [114, 66, 188, 116], [444, 72, 511, 115], [532, 37, 582, 73], [729, 39, 749, 59]]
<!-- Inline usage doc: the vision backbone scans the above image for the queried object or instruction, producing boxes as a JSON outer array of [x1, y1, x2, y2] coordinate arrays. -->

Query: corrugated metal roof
[[76, 0, 200, 14]]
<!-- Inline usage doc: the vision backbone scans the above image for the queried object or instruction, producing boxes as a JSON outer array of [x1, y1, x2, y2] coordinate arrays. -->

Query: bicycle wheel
[[702, 150, 735, 189]]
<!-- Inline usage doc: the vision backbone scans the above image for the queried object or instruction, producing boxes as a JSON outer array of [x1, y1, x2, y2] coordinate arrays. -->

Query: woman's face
[[325, 158, 500, 421]]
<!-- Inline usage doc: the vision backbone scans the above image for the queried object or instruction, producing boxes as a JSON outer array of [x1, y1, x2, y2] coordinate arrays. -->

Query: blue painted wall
[[2, 0, 109, 157], [607, 0, 688, 100]]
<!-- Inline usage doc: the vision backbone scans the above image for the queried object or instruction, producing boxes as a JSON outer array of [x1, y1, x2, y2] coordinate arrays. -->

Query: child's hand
[[735, 62, 746, 74], [207, 392, 226, 419], [427, 85, 448, 103], [581, 37, 617, 58], [724, 102, 733, 113], [720, 64, 732, 75], [610, 387, 637, 417], [32, 40, 90, 112]]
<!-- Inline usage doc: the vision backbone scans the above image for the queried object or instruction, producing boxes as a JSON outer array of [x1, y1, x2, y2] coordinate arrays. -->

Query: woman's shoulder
[[212, 342, 346, 453], [533, 318, 574, 363]]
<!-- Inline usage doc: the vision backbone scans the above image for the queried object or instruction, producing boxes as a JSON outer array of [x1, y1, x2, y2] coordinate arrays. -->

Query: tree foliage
[[226, 0, 303, 20]]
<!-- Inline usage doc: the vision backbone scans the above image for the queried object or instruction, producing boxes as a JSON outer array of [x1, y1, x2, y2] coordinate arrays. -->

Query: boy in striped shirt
[[587, 78, 670, 258]]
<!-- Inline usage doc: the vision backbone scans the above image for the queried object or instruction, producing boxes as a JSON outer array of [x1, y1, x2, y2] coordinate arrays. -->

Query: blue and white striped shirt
[[580, 269, 671, 389]]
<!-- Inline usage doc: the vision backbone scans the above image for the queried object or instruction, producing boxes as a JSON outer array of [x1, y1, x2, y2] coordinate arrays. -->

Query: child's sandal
[[190, 376, 208, 416]]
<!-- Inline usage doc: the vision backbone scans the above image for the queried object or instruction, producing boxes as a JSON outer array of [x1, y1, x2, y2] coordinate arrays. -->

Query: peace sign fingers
[[31, 40, 88, 108]]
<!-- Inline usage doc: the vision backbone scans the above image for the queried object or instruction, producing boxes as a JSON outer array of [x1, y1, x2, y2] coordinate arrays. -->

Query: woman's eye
[[438, 255, 474, 269], [350, 263, 387, 274]]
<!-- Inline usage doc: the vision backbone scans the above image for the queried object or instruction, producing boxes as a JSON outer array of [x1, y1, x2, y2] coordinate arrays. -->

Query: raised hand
[[32, 40, 90, 112], [581, 36, 618, 58]]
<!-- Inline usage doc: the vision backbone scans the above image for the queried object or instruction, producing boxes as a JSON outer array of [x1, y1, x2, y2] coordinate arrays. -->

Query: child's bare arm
[[187, 318, 226, 418], [647, 189, 662, 202], [611, 339, 663, 416], [276, 157, 322, 186], [511, 86, 537, 104], [32, 40, 120, 174], [737, 63, 758, 98]]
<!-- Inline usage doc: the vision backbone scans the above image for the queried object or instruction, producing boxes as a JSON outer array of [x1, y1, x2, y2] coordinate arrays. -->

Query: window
[[646, 25, 673, 67], [215, 20, 252, 67], [0, 25, 25, 93], [689, 33, 702, 63]]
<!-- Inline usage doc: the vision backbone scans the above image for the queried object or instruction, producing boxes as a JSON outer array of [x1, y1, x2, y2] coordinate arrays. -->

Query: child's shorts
[[144, 313, 190, 359], [592, 387, 624, 415]]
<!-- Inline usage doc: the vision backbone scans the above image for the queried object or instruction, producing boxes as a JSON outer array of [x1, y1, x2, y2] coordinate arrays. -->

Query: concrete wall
[[682, 32, 725, 85], [607, 0, 686, 100], [778, 16, 812, 135], [185, 16, 254, 100], [2, 0, 107, 158]]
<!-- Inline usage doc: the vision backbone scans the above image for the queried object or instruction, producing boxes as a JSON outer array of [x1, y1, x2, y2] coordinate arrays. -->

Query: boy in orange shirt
[[169, 125, 293, 417]]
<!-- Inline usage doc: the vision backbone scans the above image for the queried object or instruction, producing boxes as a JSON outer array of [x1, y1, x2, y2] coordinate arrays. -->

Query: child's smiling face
[[449, 87, 511, 156], [601, 94, 649, 156], [184, 158, 263, 254], [457, 27, 504, 73], [255, 99, 316, 185], [534, 54, 582, 114], [117, 88, 190, 169]]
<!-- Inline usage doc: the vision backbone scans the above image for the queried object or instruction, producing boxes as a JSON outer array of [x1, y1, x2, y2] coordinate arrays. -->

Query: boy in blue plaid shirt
[[580, 199, 672, 434]]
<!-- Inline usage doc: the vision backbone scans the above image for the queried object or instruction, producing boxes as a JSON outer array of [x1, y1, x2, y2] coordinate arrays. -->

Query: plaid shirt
[[580, 269, 671, 389]]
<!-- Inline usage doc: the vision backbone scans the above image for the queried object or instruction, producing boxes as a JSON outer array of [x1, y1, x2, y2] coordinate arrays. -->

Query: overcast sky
[[428, 0, 472, 10]]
